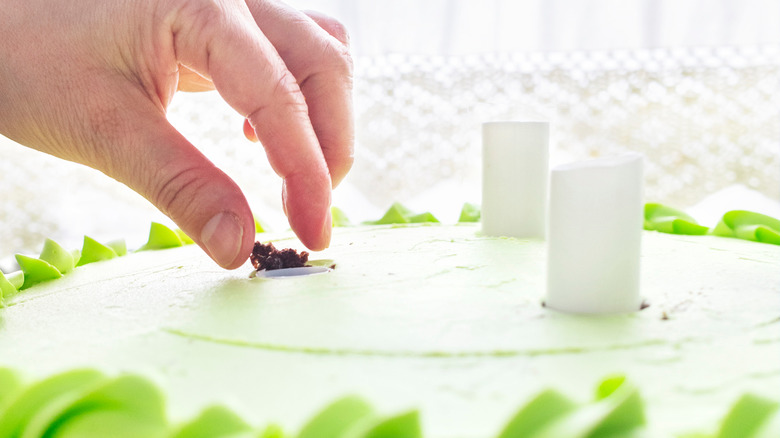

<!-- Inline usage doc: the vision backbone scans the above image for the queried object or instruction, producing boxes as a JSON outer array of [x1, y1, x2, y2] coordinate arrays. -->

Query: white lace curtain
[[288, 0, 780, 55], [282, 0, 780, 220]]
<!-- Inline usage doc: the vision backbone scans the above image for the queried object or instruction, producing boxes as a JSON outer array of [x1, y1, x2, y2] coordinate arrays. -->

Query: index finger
[[246, 2, 354, 188], [171, 1, 332, 250]]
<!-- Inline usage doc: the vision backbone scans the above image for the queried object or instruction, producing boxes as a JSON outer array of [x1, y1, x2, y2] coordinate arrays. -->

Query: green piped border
[[366, 202, 780, 246], [643, 203, 780, 245], [2, 203, 778, 306], [644, 203, 708, 235], [367, 202, 779, 246], [0, 368, 775, 438], [364, 203, 440, 225], [0, 223, 193, 304], [712, 210, 780, 245]]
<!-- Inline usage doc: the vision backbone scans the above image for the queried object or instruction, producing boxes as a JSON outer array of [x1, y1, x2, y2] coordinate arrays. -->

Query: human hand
[[0, 0, 353, 269]]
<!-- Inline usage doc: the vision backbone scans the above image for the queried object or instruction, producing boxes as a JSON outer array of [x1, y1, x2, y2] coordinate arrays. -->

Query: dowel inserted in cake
[[482, 122, 549, 238], [546, 154, 644, 314]]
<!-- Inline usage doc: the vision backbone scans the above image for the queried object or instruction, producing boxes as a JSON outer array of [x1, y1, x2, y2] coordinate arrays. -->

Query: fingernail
[[243, 119, 258, 142], [201, 212, 243, 267]]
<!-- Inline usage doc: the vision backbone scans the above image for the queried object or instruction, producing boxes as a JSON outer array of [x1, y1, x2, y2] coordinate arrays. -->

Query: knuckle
[[305, 10, 350, 47], [245, 69, 310, 134], [271, 70, 309, 114], [321, 17, 350, 47], [171, 0, 226, 45], [319, 40, 353, 78], [333, 42, 354, 77], [178, 0, 224, 26], [301, 41, 353, 93], [151, 165, 209, 218]]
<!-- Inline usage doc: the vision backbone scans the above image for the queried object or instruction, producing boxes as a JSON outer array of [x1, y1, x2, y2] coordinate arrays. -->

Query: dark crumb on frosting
[[250, 242, 309, 271], [639, 300, 650, 310]]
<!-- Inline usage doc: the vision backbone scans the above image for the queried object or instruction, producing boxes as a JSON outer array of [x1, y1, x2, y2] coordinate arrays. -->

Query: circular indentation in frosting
[[255, 266, 332, 279]]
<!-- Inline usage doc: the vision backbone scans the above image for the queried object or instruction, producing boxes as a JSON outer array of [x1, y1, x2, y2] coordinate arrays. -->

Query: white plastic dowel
[[545, 153, 644, 314], [482, 121, 549, 239]]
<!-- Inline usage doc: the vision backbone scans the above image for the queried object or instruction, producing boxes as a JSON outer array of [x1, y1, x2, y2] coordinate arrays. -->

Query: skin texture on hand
[[0, 0, 354, 269]]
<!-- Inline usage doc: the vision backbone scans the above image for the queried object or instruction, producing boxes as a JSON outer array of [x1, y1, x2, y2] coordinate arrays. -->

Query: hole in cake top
[[253, 266, 332, 278], [248, 241, 335, 279]]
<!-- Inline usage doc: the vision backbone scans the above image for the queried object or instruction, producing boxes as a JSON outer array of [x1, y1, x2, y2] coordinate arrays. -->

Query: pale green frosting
[[0, 206, 778, 436]]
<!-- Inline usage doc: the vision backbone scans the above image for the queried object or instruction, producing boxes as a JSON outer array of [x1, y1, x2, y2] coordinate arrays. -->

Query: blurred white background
[[289, 0, 780, 55], [1, 0, 779, 267]]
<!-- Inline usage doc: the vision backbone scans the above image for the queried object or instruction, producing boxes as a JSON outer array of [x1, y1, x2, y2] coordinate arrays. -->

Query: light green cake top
[[0, 205, 779, 437]]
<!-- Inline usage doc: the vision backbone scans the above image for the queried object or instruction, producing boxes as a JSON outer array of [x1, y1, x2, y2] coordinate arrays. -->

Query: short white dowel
[[481, 121, 549, 239], [545, 153, 644, 314]]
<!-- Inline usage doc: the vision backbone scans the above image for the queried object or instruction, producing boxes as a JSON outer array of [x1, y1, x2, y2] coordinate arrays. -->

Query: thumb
[[100, 106, 254, 270]]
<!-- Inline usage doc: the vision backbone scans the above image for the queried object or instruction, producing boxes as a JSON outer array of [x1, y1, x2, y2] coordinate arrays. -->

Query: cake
[[0, 203, 778, 437]]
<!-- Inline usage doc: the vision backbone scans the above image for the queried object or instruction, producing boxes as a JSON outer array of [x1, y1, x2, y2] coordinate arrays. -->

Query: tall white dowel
[[546, 154, 644, 314], [482, 122, 549, 239]]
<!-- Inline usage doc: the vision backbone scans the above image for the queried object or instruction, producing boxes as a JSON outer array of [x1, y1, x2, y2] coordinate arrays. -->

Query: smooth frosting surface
[[1, 224, 778, 437]]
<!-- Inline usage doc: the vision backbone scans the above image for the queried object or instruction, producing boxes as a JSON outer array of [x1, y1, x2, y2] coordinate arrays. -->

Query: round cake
[[0, 213, 779, 437]]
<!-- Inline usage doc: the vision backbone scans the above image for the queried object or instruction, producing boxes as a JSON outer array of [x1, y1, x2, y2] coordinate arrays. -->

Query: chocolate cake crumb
[[250, 242, 309, 271], [640, 300, 650, 310]]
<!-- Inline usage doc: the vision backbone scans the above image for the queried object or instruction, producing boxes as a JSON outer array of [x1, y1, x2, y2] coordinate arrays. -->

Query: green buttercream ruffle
[[644, 203, 709, 235], [297, 396, 375, 438], [716, 394, 780, 438], [15, 254, 61, 290], [137, 222, 185, 251], [0, 368, 775, 438], [458, 202, 481, 223], [171, 405, 253, 438], [0, 369, 167, 438], [365, 203, 440, 225], [2, 223, 194, 302], [0, 271, 16, 306], [75, 236, 119, 267], [711, 210, 780, 245], [644, 204, 780, 245], [331, 206, 353, 227], [39, 238, 75, 274]]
